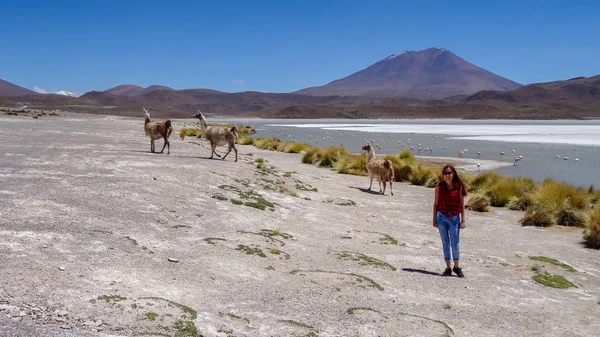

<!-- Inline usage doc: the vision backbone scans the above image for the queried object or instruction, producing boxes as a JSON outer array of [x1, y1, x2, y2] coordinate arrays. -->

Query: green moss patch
[[145, 312, 159, 321], [236, 244, 267, 257], [98, 295, 127, 303], [289, 269, 384, 291], [347, 307, 381, 315], [529, 256, 576, 272], [532, 273, 575, 289], [203, 237, 226, 245], [278, 319, 314, 329], [337, 251, 397, 271]]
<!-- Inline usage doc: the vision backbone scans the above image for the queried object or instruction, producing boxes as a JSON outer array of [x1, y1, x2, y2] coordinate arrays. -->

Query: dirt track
[[1, 113, 599, 337]]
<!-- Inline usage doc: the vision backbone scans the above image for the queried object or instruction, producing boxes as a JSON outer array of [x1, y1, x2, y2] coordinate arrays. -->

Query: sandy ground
[[0, 112, 599, 337]]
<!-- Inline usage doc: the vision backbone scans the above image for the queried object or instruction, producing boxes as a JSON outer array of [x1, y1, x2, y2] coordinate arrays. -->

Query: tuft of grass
[[398, 150, 416, 165], [465, 193, 490, 212], [443, 303, 452, 310], [255, 157, 265, 164], [529, 256, 576, 272], [145, 312, 159, 321], [335, 153, 368, 176], [507, 194, 534, 211], [584, 204, 600, 248], [521, 205, 553, 227], [238, 136, 254, 145], [554, 199, 587, 227], [469, 171, 502, 192], [532, 273, 575, 289], [532, 179, 590, 211], [408, 165, 436, 186]]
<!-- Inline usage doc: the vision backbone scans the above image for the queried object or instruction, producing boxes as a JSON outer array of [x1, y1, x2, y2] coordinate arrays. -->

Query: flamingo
[[514, 155, 523, 166], [476, 163, 481, 171]]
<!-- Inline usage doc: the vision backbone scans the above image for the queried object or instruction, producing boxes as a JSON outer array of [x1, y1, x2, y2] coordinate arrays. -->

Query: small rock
[[58, 267, 66, 271], [95, 319, 103, 327], [168, 257, 179, 263]]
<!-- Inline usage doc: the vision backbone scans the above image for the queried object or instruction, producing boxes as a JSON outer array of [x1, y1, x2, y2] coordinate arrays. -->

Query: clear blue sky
[[1, 0, 598, 96]]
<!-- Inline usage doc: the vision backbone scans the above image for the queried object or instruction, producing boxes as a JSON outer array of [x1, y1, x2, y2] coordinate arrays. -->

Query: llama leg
[[368, 176, 373, 190], [150, 140, 155, 153], [390, 181, 393, 196], [381, 180, 386, 195], [210, 143, 222, 158], [233, 145, 238, 162], [222, 146, 232, 160], [160, 137, 170, 154], [378, 179, 383, 194]]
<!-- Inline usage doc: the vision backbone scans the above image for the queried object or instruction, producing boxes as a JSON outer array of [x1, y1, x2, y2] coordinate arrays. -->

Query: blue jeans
[[436, 211, 461, 262]]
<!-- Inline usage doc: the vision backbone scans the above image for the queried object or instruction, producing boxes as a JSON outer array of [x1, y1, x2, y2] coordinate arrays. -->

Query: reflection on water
[[207, 118, 600, 188]]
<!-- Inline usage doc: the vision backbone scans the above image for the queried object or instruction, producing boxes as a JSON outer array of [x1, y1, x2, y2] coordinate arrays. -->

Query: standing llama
[[361, 143, 394, 196], [192, 110, 238, 162], [144, 108, 173, 154]]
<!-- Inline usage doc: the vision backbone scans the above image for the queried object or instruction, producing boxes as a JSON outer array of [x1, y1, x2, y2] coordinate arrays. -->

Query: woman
[[433, 165, 468, 277]]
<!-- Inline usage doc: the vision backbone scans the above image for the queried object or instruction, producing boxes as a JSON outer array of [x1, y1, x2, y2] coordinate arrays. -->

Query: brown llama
[[143, 108, 173, 154], [192, 110, 238, 162], [362, 143, 394, 195]]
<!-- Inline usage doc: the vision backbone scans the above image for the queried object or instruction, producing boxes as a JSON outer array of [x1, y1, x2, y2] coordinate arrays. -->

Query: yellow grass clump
[[584, 204, 600, 248], [521, 205, 554, 227], [485, 177, 537, 207], [335, 154, 368, 176], [382, 155, 412, 182], [408, 165, 437, 186], [465, 193, 490, 212], [532, 179, 590, 211], [399, 150, 416, 165], [469, 171, 502, 192]]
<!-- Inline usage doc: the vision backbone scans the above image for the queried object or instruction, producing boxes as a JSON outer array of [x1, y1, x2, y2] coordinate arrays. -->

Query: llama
[[361, 143, 394, 196], [143, 108, 173, 154], [192, 110, 238, 162]]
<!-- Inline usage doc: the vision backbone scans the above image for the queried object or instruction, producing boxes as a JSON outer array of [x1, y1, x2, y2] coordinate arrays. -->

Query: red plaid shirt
[[436, 182, 464, 218]]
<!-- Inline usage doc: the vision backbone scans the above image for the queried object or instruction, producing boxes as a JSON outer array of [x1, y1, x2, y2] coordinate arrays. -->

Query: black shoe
[[442, 268, 452, 276], [453, 267, 465, 278]]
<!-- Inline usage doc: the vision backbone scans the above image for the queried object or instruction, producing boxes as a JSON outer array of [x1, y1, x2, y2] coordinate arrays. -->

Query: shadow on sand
[[401, 268, 441, 276], [349, 186, 383, 195]]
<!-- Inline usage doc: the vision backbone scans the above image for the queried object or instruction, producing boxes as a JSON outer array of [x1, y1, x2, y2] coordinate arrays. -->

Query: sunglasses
[[442, 171, 453, 175]]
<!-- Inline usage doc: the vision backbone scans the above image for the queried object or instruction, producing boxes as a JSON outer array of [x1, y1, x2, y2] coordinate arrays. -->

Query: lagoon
[[223, 119, 600, 189]]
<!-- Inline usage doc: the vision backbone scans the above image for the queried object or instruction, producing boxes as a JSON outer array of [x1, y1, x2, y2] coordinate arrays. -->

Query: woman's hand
[[433, 219, 438, 228], [460, 220, 466, 229]]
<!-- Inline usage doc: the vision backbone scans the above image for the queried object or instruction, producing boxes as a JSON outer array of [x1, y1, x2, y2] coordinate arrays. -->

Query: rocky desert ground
[[1, 111, 599, 337]]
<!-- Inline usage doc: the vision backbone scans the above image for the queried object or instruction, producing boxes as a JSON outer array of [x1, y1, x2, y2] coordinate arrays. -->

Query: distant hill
[[295, 47, 522, 99], [0, 79, 38, 96], [465, 74, 600, 103], [105, 84, 175, 97]]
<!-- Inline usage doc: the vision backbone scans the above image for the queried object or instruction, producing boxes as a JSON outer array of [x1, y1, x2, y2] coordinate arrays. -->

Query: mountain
[[0, 79, 38, 96], [55, 90, 78, 97], [464, 74, 600, 103], [105, 84, 175, 97], [295, 47, 522, 99]]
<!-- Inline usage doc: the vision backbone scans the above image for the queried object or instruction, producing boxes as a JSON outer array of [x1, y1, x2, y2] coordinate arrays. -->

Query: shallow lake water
[[206, 118, 600, 189]]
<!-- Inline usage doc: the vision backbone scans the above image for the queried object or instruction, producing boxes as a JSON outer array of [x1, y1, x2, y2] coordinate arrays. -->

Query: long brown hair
[[439, 164, 468, 196]]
